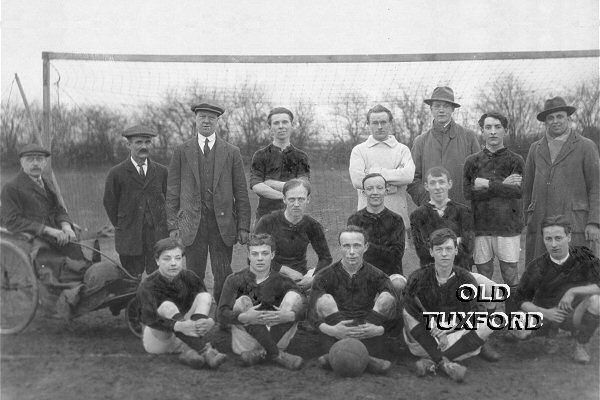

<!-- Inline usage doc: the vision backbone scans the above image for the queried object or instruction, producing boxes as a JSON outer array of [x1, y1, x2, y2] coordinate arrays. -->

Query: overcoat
[[523, 131, 600, 263], [165, 137, 251, 247], [103, 158, 168, 255]]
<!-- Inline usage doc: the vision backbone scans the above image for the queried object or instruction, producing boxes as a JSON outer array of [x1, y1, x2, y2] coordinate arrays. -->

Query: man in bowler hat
[[523, 97, 600, 263], [408, 87, 480, 206], [166, 102, 251, 304], [103, 125, 169, 276]]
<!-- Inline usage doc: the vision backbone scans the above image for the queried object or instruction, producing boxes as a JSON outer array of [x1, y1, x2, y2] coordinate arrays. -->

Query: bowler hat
[[190, 102, 225, 116], [18, 143, 51, 158], [424, 86, 461, 108], [122, 125, 157, 138], [536, 97, 576, 122]]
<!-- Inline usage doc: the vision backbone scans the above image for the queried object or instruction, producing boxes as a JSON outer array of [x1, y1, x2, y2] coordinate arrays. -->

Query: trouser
[[231, 293, 303, 357], [142, 292, 213, 354], [119, 221, 158, 276], [185, 210, 233, 304]]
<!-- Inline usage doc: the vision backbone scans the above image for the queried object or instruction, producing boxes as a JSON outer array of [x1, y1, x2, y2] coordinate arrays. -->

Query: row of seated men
[[138, 180, 600, 382]]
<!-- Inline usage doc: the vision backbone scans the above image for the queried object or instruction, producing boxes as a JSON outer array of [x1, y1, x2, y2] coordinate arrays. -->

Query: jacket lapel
[[184, 139, 201, 186], [144, 159, 156, 188], [552, 132, 578, 166], [212, 138, 227, 189], [18, 171, 48, 198], [125, 159, 146, 186], [536, 136, 552, 166]]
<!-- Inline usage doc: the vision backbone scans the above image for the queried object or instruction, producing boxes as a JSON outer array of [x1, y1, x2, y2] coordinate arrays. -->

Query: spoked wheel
[[125, 297, 143, 338], [0, 239, 39, 334]]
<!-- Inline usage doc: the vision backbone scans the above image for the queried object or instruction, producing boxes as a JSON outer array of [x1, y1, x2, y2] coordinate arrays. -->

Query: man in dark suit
[[166, 101, 251, 304], [1, 143, 82, 261], [103, 125, 169, 276]]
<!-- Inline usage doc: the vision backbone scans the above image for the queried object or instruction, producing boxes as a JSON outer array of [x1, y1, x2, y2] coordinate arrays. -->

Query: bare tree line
[[1, 74, 598, 167]]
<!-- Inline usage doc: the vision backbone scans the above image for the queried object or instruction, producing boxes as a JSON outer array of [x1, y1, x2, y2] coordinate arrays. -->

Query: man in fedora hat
[[408, 86, 480, 207], [166, 101, 251, 304], [103, 125, 169, 276], [523, 96, 600, 264]]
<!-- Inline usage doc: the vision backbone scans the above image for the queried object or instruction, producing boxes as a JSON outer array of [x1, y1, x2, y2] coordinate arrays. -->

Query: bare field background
[[1, 165, 598, 400]]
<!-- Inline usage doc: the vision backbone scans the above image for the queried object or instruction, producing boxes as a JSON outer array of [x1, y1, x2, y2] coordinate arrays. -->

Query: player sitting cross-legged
[[137, 238, 227, 370], [403, 228, 496, 382], [217, 233, 305, 370]]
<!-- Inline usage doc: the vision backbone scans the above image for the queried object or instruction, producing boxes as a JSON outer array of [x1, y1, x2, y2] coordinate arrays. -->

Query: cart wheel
[[1, 239, 39, 334], [125, 297, 143, 338]]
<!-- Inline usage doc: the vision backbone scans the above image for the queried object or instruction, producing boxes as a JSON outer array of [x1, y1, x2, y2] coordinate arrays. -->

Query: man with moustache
[[349, 104, 415, 228], [250, 107, 310, 223], [166, 102, 251, 303], [408, 87, 480, 206], [104, 125, 169, 276], [463, 112, 524, 288], [1, 143, 83, 262], [523, 97, 600, 264]]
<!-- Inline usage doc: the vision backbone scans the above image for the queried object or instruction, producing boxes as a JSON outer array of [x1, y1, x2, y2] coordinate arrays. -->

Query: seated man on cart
[[0, 143, 123, 318]]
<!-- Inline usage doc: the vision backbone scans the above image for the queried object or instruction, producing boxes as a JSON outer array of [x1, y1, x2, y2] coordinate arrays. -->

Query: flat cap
[[18, 143, 51, 158], [190, 102, 225, 116], [122, 125, 157, 138]]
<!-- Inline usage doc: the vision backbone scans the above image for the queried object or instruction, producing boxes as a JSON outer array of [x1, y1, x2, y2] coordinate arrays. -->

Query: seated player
[[512, 215, 600, 364], [347, 173, 407, 292], [308, 225, 398, 375], [217, 233, 305, 370], [410, 166, 474, 270], [137, 238, 227, 369], [255, 179, 332, 291], [403, 228, 496, 382]]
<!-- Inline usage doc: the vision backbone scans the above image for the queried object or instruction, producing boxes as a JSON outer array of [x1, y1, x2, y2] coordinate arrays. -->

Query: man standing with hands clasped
[[166, 101, 251, 304]]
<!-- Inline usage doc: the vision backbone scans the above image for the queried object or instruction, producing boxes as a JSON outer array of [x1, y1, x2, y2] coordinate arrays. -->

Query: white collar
[[130, 157, 147, 168], [198, 133, 216, 143], [550, 253, 570, 265], [365, 135, 398, 148]]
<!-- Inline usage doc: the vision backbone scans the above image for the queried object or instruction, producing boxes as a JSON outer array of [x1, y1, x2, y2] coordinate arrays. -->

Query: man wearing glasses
[[166, 102, 251, 304], [254, 179, 332, 291], [408, 87, 480, 206], [349, 104, 415, 229]]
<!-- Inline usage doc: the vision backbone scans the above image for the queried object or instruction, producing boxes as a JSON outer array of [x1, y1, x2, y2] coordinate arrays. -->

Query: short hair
[[247, 233, 276, 252], [541, 215, 572, 235], [267, 107, 294, 125], [425, 166, 452, 182], [429, 228, 458, 249], [282, 178, 311, 197], [478, 112, 509, 130], [154, 238, 185, 260], [362, 173, 387, 189], [338, 225, 369, 244], [366, 104, 393, 124]]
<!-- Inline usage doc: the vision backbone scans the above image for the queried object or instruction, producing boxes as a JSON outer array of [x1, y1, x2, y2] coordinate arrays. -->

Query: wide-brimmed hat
[[423, 86, 461, 108], [190, 102, 225, 116], [18, 143, 51, 158], [536, 97, 576, 121], [122, 125, 157, 138]]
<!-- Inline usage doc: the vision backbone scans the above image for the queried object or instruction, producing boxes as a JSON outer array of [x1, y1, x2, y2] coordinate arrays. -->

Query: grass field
[[1, 165, 599, 400]]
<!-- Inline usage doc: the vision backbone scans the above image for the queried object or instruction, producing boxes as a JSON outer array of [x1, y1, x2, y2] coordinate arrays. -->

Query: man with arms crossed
[[513, 215, 600, 364], [217, 233, 305, 370], [309, 226, 398, 375], [250, 107, 310, 223]]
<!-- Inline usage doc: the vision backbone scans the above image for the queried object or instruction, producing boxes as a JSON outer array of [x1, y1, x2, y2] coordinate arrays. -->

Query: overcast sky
[[1, 0, 598, 102]]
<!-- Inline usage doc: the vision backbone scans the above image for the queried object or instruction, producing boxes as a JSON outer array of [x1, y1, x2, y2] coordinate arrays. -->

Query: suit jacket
[[523, 131, 600, 261], [166, 136, 251, 247], [103, 158, 169, 255], [0, 170, 72, 236]]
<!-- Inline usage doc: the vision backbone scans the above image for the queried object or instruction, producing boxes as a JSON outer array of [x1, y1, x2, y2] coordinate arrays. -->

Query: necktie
[[36, 177, 44, 189], [138, 163, 146, 179], [203, 138, 210, 156]]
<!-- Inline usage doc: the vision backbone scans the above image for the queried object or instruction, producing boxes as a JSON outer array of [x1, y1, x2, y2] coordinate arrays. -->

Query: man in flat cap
[[523, 97, 600, 264], [166, 102, 251, 304], [408, 87, 480, 207], [1, 144, 82, 260], [349, 104, 415, 229], [250, 107, 310, 223], [103, 125, 169, 276]]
